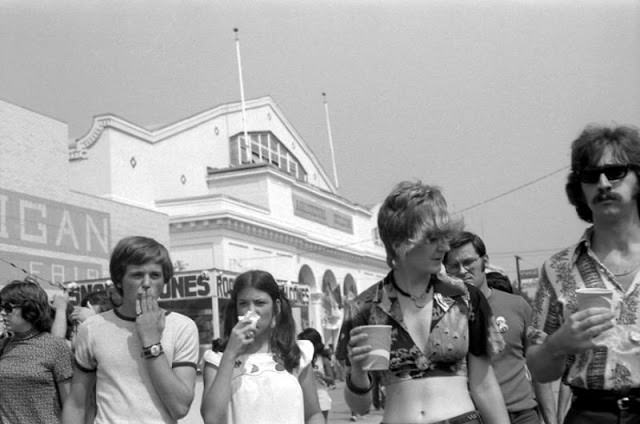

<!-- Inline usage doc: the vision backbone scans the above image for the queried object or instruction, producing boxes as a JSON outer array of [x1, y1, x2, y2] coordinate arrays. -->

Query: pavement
[[179, 376, 383, 424]]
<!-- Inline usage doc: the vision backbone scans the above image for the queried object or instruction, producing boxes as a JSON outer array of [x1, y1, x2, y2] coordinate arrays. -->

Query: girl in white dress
[[201, 270, 323, 424]]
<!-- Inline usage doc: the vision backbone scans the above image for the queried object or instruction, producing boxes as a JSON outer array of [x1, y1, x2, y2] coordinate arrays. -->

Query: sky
[[1, 0, 640, 278]]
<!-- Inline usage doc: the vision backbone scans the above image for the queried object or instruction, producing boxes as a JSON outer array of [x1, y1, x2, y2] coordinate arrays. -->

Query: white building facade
[[68, 96, 387, 345], [0, 99, 169, 301]]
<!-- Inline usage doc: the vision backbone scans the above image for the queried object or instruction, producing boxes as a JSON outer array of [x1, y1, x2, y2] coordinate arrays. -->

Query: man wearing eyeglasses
[[527, 125, 640, 424], [444, 231, 558, 424]]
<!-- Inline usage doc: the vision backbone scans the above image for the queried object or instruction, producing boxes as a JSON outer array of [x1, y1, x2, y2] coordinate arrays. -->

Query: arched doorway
[[321, 270, 342, 348], [297, 265, 316, 331]]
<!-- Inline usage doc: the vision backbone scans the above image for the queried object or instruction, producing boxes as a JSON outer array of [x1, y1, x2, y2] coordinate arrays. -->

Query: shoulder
[[203, 349, 222, 367], [544, 244, 577, 269], [166, 311, 195, 324], [40, 332, 70, 348]]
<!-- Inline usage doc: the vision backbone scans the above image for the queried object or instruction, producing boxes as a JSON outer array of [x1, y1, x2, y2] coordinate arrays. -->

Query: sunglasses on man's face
[[0, 303, 18, 313], [578, 164, 635, 184]]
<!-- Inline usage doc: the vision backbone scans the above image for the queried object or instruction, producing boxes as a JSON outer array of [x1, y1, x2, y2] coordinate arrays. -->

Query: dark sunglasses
[[578, 164, 635, 184], [0, 303, 18, 313]]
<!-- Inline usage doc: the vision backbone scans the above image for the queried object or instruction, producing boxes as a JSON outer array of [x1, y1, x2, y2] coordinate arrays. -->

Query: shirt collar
[[571, 226, 595, 267], [375, 270, 467, 315]]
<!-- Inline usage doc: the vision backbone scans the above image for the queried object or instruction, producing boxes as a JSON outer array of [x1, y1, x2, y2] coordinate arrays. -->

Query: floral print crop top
[[336, 272, 502, 384]]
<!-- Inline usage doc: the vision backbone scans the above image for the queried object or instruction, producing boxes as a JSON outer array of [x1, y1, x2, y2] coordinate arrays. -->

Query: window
[[229, 132, 308, 182]]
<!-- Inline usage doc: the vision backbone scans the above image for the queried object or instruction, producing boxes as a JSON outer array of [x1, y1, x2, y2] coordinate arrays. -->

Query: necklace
[[391, 279, 432, 308], [610, 262, 640, 277]]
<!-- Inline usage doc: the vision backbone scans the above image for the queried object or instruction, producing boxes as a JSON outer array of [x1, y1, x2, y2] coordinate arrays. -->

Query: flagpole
[[322, 92, 340, 190], [234, 28, 249, 145]]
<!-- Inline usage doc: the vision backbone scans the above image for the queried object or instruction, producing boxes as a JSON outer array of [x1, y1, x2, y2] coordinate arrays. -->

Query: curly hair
[[0, 279, 53, 332], [222, 270, 301, 372], [109, 236, 173, 295], [566, 124, 640, 222], [378, 180, 462, 267]]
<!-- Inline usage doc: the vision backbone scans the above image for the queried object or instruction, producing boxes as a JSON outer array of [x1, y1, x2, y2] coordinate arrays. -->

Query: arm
[[62, 368, 96, 424], [57, 378, 72, 406], [337, 309, 373, 415], [527, 308, 614, 383], [144, 359, 196, 420], [200, 320, 259, 424], [51, 293, 70, 339], [136, 292, 196, 420], [201, 361, 230, 424], [556, 382, 572, 424], [298, 363, 323, 424], [467, 353, 509, 424], [533, 381, 558, 424]]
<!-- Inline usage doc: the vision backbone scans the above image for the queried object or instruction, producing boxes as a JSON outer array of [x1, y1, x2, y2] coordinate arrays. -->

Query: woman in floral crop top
[[336, 181, 509, 424]]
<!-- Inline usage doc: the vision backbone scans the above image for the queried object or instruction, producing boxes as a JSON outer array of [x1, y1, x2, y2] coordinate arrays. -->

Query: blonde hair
[[377, 181, 462, 267]]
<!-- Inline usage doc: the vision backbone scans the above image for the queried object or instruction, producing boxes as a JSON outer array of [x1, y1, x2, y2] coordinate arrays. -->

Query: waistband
[[381, 410, 482, 424], [572, 387, 640, 412]]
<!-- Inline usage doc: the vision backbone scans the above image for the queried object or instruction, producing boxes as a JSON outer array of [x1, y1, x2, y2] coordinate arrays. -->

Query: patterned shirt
[[531, 227, 640, 391], [336, 271, 502, 385], [0, 332, 74, 424]]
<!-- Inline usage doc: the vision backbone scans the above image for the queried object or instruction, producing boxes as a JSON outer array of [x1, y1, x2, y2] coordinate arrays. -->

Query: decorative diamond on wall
[[180, 174, 187, 185], [214, 126, 219, 136], [130, 156, 137, 168]]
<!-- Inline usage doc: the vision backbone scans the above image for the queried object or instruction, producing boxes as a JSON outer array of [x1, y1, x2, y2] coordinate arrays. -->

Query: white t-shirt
[[74, 309, 199, 424], [203, 340, 313, 424]]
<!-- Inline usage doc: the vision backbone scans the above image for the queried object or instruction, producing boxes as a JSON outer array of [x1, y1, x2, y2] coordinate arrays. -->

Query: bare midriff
[[382, 376, 475, 424]]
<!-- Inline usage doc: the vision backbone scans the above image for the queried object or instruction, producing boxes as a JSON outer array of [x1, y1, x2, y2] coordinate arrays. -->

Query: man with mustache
[[527, 125, 640, 424], [444, 231, 557, 424], [62, 236, 199, 424]]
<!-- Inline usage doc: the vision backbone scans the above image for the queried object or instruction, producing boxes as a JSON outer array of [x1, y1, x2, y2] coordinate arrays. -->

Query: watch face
[[150, 345, 161, 356]]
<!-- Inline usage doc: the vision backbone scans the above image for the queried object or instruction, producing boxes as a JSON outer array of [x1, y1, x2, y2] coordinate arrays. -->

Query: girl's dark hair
[[0, 280, 53, 332], [223, 270, 301, 372], [297, 327, 325, 365]]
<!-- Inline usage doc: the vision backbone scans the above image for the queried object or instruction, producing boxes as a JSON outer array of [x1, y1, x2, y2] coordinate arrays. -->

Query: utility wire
[[453, 165, 569, 214]]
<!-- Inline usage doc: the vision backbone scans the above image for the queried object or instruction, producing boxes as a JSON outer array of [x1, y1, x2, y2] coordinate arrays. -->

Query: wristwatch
[[142, 343, 164, 359]]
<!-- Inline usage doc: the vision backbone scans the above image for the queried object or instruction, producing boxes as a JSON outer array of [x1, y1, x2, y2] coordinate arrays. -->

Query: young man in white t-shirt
[[63, 236, 199, 424]]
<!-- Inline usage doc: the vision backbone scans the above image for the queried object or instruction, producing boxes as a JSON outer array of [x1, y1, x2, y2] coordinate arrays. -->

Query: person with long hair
[[337, 181, 509, 424], [0, 279, 74, 423], [201, 270, 322, 424], [298, 328, 336, 424]]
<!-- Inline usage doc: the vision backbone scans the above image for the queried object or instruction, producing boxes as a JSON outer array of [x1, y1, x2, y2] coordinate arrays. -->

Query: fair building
[[67, 96, 387, 345]]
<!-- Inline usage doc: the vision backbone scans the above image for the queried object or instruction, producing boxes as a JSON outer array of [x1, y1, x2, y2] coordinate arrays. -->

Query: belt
[[572, 387, 640, 412], [380, 410, 482, 424], [432, 410, 482, 424]]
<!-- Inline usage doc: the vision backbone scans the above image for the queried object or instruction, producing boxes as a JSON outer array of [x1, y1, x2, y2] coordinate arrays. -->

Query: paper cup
[[576, 288, 613, 311], [357, 325, 392, 371]]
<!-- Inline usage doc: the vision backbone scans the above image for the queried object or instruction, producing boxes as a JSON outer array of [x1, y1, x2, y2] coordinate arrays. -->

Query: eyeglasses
[[444, 257, 481, 274], [578, 164, 635, 184], [0, 303, 18, 313]]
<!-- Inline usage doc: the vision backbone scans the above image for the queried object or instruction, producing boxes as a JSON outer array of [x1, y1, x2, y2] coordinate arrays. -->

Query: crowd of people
[[1, 123, 639, 423]]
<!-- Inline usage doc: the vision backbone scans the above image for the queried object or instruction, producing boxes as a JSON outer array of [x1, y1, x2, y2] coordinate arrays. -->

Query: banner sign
[[292, 194, 353, 233], [69, 268, 310, 307], [0, 188, 110, 258], [519, 268, 540, 280]]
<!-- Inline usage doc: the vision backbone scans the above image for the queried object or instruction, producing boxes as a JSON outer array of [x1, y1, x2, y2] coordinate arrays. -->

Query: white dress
[[203, 340, 313, 424]]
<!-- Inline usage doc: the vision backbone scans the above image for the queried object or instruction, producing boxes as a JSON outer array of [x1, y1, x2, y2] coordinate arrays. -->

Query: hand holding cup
[[349, 325, 392, 372]]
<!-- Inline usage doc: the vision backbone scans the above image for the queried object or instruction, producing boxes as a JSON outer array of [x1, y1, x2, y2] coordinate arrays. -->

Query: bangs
[[396, 204, 463, 257]]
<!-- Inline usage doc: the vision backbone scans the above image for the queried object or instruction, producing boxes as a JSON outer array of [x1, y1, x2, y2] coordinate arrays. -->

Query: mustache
[[593, 191, 621, 204]]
